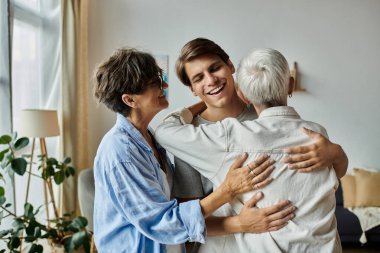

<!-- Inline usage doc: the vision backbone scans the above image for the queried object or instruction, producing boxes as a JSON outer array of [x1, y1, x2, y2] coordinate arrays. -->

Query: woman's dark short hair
[[94, 48, 161, 115], [175, 38, 230, 87]]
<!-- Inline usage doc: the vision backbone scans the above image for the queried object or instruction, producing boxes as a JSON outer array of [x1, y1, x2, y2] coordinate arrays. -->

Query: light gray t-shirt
[[172, 105, 257, 198]]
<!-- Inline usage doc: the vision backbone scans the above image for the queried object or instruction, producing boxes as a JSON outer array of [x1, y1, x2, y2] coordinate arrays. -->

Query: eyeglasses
[[147, 73, 164, 91], [157, 74, 164, 91]]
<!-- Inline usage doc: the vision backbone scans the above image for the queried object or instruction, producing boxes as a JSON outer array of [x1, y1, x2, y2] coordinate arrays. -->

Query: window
[[0, 0, 11, 136], [10, 0, 61, 218]]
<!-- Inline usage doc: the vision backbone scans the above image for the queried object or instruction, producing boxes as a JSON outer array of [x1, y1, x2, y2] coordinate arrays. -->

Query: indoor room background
[[87, 0, 380, 172]]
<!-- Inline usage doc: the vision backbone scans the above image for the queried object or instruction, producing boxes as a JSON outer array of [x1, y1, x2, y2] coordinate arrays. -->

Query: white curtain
[[0, 0, 12, 135], [10, 0, 61, 219], [0, 0, 13, 250], [61, 0, 90, 215]]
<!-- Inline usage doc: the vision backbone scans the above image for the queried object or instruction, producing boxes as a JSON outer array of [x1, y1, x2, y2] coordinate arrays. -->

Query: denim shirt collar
[[259, 106, 300, 119], [116, 113, 166, 154]]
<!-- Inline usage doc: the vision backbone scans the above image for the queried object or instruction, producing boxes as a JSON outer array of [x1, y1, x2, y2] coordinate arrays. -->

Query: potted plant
[[0, 133, 92, 253]]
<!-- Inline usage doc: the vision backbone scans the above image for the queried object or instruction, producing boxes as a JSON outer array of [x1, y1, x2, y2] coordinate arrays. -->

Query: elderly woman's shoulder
[[301, 120, 329, 137], [97, 126, 135, 160]]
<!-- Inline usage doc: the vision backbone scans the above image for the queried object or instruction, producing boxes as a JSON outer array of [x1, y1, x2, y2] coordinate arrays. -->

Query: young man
[[156, 38, 347, 252]]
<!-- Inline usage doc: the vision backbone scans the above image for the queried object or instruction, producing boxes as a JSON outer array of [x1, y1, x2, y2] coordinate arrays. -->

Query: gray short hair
[[236, 48, 290, 107]]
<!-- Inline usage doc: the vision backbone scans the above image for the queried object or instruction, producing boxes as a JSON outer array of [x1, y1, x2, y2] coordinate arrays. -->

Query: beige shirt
[[155, 106, 341, 253]]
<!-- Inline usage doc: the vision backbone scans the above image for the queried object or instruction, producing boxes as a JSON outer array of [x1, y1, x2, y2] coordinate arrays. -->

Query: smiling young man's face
[[184, 54, 238, 109]]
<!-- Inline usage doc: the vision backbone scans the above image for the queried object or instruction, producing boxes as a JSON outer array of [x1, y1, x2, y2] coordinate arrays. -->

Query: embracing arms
[[199, 153, 295, 235], [282, 127, 348, 178], [187, 101, 349, 178]]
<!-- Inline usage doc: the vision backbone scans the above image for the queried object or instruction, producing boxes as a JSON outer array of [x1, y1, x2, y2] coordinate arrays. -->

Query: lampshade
[[18, 109, 60, 138]]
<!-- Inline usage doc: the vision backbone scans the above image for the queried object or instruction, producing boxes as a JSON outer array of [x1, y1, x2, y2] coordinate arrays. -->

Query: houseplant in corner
[[0, 133, 92, 253]]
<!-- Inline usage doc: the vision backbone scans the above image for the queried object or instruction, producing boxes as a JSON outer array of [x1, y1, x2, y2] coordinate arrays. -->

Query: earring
[[289, 93, 292, 98]]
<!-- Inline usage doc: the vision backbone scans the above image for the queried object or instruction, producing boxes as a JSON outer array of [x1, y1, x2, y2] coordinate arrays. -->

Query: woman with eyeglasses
[[92, 48, 294, 253]]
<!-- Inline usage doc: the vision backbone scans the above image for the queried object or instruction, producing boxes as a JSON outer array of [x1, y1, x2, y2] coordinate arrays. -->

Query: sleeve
[[154, 107, 227, 179], [107, 160, 206, 244]]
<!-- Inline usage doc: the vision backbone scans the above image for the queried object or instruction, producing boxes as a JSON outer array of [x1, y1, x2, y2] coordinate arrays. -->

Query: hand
[[282, 127, 342, 173], [187, 101, 207, 117], [221, 153, 275, 200], [238, 192, 296, 233]]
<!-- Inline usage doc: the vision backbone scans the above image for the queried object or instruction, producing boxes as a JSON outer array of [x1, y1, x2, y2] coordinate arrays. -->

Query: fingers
[[297, 163, 322, 173], [262, 200, 292, 216], [267, 211, 295, 231], [244, 192, 264, 208], [229, 153, 248, 171], [301, 127, 319, 137], [266, 204, 296, 227], [250, 157, 275, 174], [267, 222, 288, 232], [282, 152, 312, 163], [251, 165, 274, 185], [292, 158, 320, 169], [247, 154, 270, 169], [252, 177, 273, 190], [283, 144, 312, 155]]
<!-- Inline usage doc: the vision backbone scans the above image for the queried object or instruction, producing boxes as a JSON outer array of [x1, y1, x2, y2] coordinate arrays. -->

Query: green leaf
[[5, 203, 11, 208], [0, 196, 5, 206], [47, 228, 58, 238], [34, 204, 43, 215], [25, 220, 41, 241], [0, 186, 4, 197], [0, 229, 12, 237], [0, 135, 12, 145], [11, 158, 27, 175], [0, 148, 9, 161], [46, 165, 55, 177], [69, 231, 87, 251], [83, 236, 91, 253], [47, 157, 58, 166], [14, 137, 29, 150], [25, 235, 36, 243], [68, 166, 75, 176], [28, 244, 43, 253], [65, 168, 70, 177], [53, 170, 65, 185], [8, 236, 21, 249], [68, 216, 88, 232], [33, 226, 41, 237], [12, 218, 24, 231], [24, 203, 34, 219], [63, 157, 71, 164]]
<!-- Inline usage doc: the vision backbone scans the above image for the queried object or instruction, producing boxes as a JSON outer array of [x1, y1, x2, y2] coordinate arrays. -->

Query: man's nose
[[205, 72, 217, 86]]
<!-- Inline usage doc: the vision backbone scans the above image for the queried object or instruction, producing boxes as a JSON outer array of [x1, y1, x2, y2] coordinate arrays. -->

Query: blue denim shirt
[[93, 114, 205, 253]]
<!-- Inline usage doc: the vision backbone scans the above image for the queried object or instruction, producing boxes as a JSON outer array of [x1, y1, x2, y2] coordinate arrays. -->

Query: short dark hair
[[175, 38, 230, 87], [94, 48, 161, 115]]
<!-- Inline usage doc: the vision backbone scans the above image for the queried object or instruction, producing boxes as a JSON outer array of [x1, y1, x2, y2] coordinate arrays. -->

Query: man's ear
[[227, 60, 235, 74], [288, 76, 295, 95], [122, 94, 137, 108]]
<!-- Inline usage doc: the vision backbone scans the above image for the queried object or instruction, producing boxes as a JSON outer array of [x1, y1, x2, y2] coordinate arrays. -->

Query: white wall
[[88, 0, 380, 171]]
